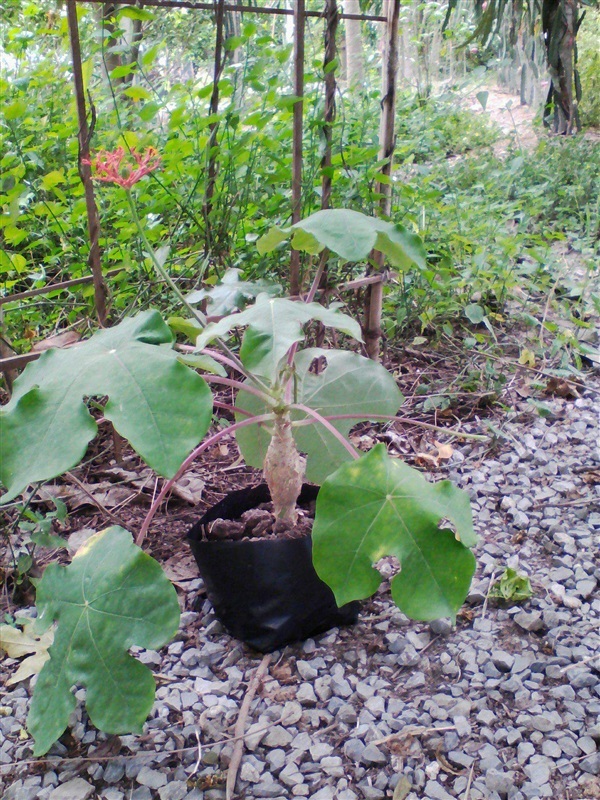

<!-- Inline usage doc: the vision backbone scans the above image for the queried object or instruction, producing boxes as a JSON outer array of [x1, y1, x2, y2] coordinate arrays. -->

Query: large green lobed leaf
[[196, 295, 362, 381], [186, 268, 281, 316], [0, 311, 213, 502], [28, 526, 181, 756], [257, 209, 427, 270], [235, 349, 404, 483], [312, 444, 476, 621]]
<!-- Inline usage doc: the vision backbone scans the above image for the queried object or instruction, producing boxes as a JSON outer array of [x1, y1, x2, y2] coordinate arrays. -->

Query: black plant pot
[[187, 483, 359, 653]]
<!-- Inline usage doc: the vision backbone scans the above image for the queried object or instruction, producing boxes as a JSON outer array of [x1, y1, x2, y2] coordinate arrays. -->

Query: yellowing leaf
[[519, 348, 536, 367], [9, 649, 51, 685], [0, 619, 54, 685]]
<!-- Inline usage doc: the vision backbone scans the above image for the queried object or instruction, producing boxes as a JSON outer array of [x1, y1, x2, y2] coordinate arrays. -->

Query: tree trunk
[[343, 0, 364, 87], [225, 9, 242, 67], [95, 4, 125, 86], [543, 0, 580, 133]]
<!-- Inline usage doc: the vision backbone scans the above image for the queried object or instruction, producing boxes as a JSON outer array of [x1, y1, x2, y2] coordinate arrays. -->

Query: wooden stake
[[290, 0, 305, 297], [204, 0, 226, 249], [364, 0, 400, 361], [312, 0, 339, 323], [321, 0, 338, 211], [66, 0, 108, 327]]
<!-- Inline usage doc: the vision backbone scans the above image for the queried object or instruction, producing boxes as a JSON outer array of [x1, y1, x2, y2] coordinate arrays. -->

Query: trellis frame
[[1, 0, 400, 383]]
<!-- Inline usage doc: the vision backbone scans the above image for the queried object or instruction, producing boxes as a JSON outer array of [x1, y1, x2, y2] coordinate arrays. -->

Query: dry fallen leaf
[[38, 481, 139, 511], [32, 330, 81, 352], [544, 377, 579, 399], [0, 619, 54, 685], [436, 750, 463, 776], [392, 776, 412, 800], [171, 474, 205, 504], [582, 469, 600, 486], [415, 452, 439, 468], [434, 441, 454, 461], [271, 662, 295, 684], [162, 554, 200, 588]]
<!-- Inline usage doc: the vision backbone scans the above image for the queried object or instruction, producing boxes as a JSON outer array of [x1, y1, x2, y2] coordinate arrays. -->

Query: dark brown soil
[[203, 501, 315, 542]]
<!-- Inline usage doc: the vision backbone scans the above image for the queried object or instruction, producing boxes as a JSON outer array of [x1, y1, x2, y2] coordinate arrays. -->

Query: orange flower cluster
[[83, 146, 161, 188]]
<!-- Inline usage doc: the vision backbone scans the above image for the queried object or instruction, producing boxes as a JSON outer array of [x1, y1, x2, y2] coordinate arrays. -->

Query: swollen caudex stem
[[263, 411, 306, 524]]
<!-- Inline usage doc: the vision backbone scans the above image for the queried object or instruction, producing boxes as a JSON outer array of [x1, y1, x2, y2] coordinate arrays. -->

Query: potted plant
[[0, 153, 479, 754]]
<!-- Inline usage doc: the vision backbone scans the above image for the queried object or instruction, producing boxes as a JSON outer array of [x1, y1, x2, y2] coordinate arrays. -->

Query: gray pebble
[[423, 780, 455, 800], [136, 768, 167, 790], [344, 739, 365, 762], [158, 783, 188, 800], [581, 754, 600, 775], [578, 736, 598, 755], [492, 651, 515, 672], [360, 743, 388, 765], [486, 769, 516, 795], [523, 759, 552, 785], [49, 779, 95, 800], [263, 726, 293, 748], [514, 611, 545, 632]]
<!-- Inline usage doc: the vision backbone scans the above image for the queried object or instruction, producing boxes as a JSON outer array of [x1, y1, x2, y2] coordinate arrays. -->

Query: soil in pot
[[187, 484, 359, 653]]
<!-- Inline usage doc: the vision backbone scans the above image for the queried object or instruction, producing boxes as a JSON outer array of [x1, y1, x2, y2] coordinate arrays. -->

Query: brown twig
[[463, 762, 476, 799], [560, 654, 600, 673], [63, 472, 125, 525], [226, 653, 272, 800], [372, 724, 457, 747], [0, 715, 284, 773]]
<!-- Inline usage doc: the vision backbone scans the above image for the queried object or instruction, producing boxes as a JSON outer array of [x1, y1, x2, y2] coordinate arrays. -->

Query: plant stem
[[292, 413, 489, 441], [290, 403, 360, 459], [203, 375, 273, 403], [213, 400, 253, 417], [125, 190, 272, 391], [125, 190, 207, 327], [305, 256, 327, 304], [136, 413, 275, 546], [201, 347, 246, 374]]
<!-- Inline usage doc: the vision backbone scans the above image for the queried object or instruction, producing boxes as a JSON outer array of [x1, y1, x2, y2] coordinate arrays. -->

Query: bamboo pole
[[364, 0, 400, 361], [314, 0, 338, 340], [203, 0, 226, 250], [74, 0, 387, 22], [321, 0, 338, 211], [0, 268, 122, 307], [66, 0, 108, 327], [290, 0, 305, 297]]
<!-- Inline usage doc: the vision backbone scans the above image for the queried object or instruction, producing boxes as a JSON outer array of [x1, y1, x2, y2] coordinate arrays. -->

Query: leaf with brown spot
[[544, 377, 579, 399]]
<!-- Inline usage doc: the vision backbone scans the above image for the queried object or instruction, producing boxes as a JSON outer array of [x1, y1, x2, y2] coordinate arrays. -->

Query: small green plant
[[0, 167, 480, 753], [17, 498, 68, 552], [489, 567, 533, 604]]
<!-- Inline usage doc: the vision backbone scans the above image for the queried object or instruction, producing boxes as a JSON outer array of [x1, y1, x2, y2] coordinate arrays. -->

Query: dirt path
[[464, 85, 540, 153]]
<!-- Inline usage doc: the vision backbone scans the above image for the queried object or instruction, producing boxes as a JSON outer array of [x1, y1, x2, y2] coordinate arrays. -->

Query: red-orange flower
[[83, 146, 161, 188]]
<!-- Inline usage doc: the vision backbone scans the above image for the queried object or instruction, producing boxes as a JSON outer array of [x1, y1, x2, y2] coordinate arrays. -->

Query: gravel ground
[[1, 380, 599, 800]]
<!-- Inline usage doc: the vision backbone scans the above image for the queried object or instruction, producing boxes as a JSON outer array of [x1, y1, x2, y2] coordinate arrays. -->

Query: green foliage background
[[1, 0, 599, 357]]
